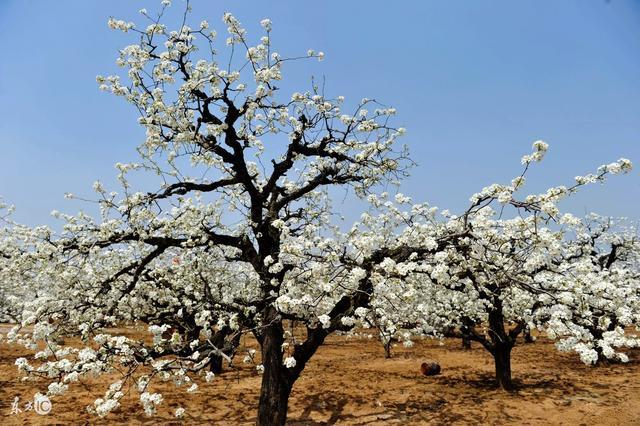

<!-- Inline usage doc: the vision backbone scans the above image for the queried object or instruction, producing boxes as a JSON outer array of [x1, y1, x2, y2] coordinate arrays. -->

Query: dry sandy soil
[[1, 325, 640, 425]]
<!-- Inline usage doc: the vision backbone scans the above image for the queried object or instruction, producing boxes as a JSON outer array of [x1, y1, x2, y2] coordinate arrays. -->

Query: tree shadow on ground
[[289, 392, 451, 425], [287, 371, 602, 426]]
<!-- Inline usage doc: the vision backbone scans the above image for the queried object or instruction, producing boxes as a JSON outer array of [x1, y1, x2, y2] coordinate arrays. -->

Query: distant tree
[[345, 145, 635, 389], [543, 214, 640, 364], [0, 201, 51, 324]]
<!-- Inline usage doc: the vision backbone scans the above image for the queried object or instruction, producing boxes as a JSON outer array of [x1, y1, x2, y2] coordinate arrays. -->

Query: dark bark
[[523, 327, 534, 344], [207, 325, 242, 374], [459, 319, 477, 350], [209, 327, 228, 374], [257, 318, 292, 426], [252, 259, 401, 423], [460, 323, 472, 349], [209, 354, 224, 374], [487, 299, 517, 390], [256, 366, 292, 426], [492, 342, 514, 390], [462, 334, 472, 349]]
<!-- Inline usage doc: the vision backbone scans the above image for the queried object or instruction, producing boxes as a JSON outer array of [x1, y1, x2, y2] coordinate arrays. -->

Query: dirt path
[[1, 328, 639, 425]]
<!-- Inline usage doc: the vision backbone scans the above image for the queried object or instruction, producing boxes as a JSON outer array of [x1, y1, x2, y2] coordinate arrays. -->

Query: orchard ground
[[1, 326, 639, 425]]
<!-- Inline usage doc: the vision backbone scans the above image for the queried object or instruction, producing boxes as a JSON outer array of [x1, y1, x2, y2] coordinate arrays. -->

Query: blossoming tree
[[0, 201, 54, 324], [8, 3, 414, 424], [0, 202, 26, 323], [541, 214, 640, 364], [344, 144, 635, 389]]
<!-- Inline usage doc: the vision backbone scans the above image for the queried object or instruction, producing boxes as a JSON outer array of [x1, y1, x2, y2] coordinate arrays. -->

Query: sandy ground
[[1, 326, 640, 425]]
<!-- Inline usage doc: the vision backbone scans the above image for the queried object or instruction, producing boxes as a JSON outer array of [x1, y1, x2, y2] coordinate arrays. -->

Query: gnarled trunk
[[255, 317, 329, 425], [253, 269, 372, 424], [487, 300, 516, 390], [256, 317, 292, 426], [493, 342, 513, 390], [257, 364, 292, 426]]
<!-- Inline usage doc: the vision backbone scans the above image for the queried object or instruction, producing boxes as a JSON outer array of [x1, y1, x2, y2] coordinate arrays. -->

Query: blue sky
[[0, 0, 638, 226]]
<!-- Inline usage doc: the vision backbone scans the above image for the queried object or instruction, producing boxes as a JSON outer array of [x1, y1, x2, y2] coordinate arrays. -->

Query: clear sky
[[0, 0, 638, 227]]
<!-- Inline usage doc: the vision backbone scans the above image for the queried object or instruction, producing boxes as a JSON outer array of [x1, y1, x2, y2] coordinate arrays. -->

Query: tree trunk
[[460, 321, 474, 350], [462, 335, 472, 349], [493, 343, 513, 390], [523, 327, 534, 344], [256, 317, 292, 426], [257, 368, 292, 426], [383, 339, 392, 359], [210, 354, 223, 374], [209, 326, 241, 374], [487, 298, 515, 390]]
